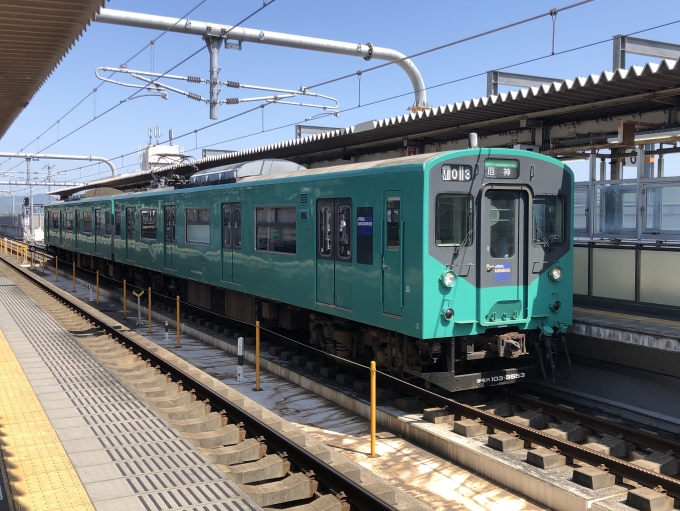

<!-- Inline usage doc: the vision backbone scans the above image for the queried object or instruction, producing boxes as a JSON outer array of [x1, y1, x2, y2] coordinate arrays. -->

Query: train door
[[94, 208, 101, 254], [74, 210, 79, 249], [478, 189, 528, 325], [221, 202, 241, 283], [382, 192, 402, 316], [164, 205, 177, 269], [316, 198, 353, 309]]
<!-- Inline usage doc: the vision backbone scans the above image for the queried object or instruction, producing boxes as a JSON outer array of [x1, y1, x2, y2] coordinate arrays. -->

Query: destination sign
[[441, 164, 472, 182], [484, 159, 519, 179]]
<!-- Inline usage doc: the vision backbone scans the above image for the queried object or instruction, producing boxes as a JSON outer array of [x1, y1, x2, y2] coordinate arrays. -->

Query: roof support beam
[[613, 35, 680, 70], [486, 70, 562, 96]]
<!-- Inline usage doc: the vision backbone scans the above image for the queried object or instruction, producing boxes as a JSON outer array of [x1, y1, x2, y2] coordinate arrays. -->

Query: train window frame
[[51, 212, 58, 230], [65, 212, 73, 232], [255, 205, 297, 255], [317, 204, 332, 257], [488, 192, 516, 259], [126, 207, 135, 239], [386, 196, 401, 251], [532, 194, 565, 247], [337, 204, 352, 260], [222, 202, 242, 249], [114, 210, 121, 237], [434, 193, 474, 247], [185, 207, 211, 246], [140, 209, 158, 240], [104, 211, 112, 236]]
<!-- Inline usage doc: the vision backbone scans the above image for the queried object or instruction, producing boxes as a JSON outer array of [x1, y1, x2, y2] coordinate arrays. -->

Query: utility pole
[[25, 157, 33, 238]]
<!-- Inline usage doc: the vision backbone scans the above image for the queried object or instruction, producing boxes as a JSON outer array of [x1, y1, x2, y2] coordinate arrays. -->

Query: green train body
[[45, 149, 573, 391]]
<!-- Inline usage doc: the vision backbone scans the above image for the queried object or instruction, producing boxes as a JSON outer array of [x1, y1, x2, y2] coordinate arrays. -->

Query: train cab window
[[186, 208, 210, 246], [126, 207, 135, 239], [114, 210, 121, 237], [65, 212, 73, 232], [256, 206, 296, 254], [318, 205, 332, 256], [338, 205, 351, 259], [386, 197, 400, 251], [141, 209, 157, 240], [489, 194, 515, 259], [533, 196, 564, 245], [105, 211, 112, 235], [435, 194, 473, 246], [51, 212, 58, 230], [222, 202, 241, 249]]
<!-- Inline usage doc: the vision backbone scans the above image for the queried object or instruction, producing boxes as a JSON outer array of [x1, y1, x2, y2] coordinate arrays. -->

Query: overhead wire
[[10, 13, 680, 195]]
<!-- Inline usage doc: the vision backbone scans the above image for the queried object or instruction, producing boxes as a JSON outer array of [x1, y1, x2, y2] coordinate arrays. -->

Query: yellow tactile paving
[[0, 328, 95, 511]]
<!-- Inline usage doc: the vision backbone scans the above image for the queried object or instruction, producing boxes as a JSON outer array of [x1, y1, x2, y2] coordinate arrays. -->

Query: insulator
[[186, 76, 202, 83], [226, 81, 240, 88], [188, 92, 202, 101], [225, 98, 239, 105]]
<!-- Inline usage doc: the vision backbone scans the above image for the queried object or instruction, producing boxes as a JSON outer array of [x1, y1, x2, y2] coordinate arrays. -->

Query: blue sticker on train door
[[494, 264, 511, 282]]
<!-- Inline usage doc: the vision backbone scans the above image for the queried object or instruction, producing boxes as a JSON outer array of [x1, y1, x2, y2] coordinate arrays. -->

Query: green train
[[45, 147, 573, 391]]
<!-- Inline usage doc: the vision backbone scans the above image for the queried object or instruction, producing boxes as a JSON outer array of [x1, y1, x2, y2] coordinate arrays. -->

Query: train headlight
[[549, 267, 563, 282], [440, 271, 456, 288]]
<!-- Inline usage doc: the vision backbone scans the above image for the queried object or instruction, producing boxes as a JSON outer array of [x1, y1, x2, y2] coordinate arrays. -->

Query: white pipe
[[95, 8, 428, 107], [0, 153, 116, 176]]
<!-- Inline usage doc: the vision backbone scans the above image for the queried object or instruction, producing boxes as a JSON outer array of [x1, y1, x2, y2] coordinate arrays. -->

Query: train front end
[[415, 148, 573, 391]]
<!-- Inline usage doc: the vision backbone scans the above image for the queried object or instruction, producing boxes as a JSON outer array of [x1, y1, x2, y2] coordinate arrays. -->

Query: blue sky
[[2, 0, 680, 199]]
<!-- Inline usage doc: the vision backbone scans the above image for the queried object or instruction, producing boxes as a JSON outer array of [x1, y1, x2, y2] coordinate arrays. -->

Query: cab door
[[478, 189, 528, 325], [382, 192, 402, 316], [164, 205, 177, 269], [315, 198, 353, 309]]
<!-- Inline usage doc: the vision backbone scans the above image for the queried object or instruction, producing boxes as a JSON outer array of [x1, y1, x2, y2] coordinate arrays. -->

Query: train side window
[[435, 194, 473, 246], [256, 205, 296, 254], [233, 204, 241, 249], [164, 206, 177, 242], [126, 207, 135, 239], [75, 210, 80, 233], [66, 212, 73, 232], [533, 196, 564, 245], [386, 197, 400, 251], [318, 205, 332, 257], [141, 209, 157, 240], [186, 208, 210, 246], [338, 205, 351, 259], [51, 212, 58, 230], [489, 193, 515, 259], [104, 211, 112, 235], [114, 210, 121, 237]]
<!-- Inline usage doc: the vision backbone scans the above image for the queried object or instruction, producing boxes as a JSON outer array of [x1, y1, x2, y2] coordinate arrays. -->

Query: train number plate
[[477, 372, 526, 384], [441, 164, 472, 182]]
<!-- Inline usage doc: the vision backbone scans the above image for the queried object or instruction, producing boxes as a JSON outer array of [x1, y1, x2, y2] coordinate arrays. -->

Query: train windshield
[[533, 196, 564, 245], [435, 194, 473, 246]]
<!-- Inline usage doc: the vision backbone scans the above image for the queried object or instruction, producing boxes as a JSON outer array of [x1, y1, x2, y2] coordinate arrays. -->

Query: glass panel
[[105, 211, 111, 235], [489, 193, 515, 259], [533, 196, 564, 245], [233, 205, 241, 249], [435, 194, 473, 246], [51, 212, 58, 230], [114, 210, 121, 237], [645, 186, 680, 232], [185, 208, 210, 245], [95, 210, 101, 235], [256, 206, 296, 253], [164, 206, 176, 242], [338, 205, 351, 259], [140, 209, 157, 240], [222, 204, 232, 248], [574, 188, 588, 231], [593, 184, 637, 234], [82, 211, 92, 234], [386, 197, 400, 251], [318, 206, 332, 256], [126, 208, 135, 239], [66, 212, 73, 232]]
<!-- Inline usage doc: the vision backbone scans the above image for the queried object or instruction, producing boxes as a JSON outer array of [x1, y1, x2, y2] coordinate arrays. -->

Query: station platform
[[0, 271, 261, 511]]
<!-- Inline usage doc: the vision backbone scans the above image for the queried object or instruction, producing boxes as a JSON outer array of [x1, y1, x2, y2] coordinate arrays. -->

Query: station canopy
[[0, 0, 105, 139]]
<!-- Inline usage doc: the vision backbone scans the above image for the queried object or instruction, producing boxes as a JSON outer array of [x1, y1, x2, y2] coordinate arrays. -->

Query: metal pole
[[370, 360, 377, 458], [176, 295, 181, 348], [123, 279, 127, 318], [148, 286, 152, 333], [0, 152, 117, 176], [255, 320, 261, 391], [237, 337, 244, 381], [72, 261, 75, 291], [96, 270, 99, 305], [205, 37, 222, 120]]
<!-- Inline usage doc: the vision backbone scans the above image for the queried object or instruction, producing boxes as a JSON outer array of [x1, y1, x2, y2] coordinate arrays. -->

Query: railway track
[[5, 241, 680, 506], [0, 253, 415, 511]]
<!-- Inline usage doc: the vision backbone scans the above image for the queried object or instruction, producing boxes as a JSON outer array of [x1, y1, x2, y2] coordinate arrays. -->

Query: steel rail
[[0, 254, 398, 511], [6, 241, 680, 499]]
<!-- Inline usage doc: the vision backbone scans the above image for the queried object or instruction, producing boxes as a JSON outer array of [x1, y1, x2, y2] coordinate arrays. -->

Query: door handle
[[382, 263, 388, 270], [486, 264, 494, 271]]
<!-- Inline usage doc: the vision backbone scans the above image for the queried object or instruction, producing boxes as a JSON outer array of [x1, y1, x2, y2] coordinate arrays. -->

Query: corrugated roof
[[0, 0, 106, 139], [54, 58, 680, 198]]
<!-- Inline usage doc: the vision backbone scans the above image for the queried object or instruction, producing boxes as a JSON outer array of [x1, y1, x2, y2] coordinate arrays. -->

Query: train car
[[45, 147, 573, 391]]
